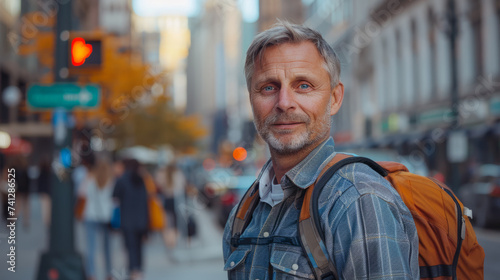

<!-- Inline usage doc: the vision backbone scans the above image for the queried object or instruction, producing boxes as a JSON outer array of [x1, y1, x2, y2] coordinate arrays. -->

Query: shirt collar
[[255, 137, 337, 190]]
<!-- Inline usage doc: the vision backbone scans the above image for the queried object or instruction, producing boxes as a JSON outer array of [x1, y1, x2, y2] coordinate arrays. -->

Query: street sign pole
[[446, 0, 462, 193], [36, 0, 86, 279]]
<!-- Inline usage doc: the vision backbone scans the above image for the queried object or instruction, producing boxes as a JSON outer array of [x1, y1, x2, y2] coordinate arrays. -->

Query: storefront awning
[[0, 137, 32, 155]]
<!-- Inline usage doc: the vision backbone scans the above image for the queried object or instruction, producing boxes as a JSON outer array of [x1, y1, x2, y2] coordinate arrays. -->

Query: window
[[395, 30, 403, 106], [382, 39, 389, 111], [411, 20, 420, 104], [497, 0, 500, 71], [428, 9, 437, 98], [470, 1, 483, 78]]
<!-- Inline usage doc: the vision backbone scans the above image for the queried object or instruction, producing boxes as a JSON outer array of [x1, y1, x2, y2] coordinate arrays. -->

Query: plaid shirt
[[223, 138, 419, 279]]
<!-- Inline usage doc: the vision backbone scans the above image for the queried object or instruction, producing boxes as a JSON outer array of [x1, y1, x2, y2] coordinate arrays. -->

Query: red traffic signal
[[69, 37, 102, 68], [71, 37, 92, 66]]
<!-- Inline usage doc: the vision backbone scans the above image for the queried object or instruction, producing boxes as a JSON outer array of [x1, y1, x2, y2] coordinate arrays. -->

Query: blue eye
[[299, 84, 310, 89], [264, 86, 275, 91]]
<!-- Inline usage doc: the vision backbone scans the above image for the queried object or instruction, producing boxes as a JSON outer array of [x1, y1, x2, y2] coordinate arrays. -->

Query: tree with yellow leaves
[[111, 96, 206, 153], [17, 12, 206, 153]]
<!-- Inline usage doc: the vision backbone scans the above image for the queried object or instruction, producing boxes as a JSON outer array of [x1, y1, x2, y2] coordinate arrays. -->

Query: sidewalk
[[142, 204, 226, 279], [0, 194, 226, 280]]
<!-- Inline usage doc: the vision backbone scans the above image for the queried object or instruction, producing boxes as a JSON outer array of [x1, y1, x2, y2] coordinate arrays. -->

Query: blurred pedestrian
[[77, 158, 114, 280], [10, 156, 31, 229], [464, 157, 479, 184], [155, 162, 185, 248], [37, 157, 52, 226], [113, 159, 149, 280], [73, 152, 95, 198], [112, 158, 125, 179], [0, 167, 8, 222], [183, 183, 198, 247]]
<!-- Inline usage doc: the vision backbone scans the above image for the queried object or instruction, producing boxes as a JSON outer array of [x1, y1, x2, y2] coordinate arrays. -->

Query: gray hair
[[244, 21, 341, 91]]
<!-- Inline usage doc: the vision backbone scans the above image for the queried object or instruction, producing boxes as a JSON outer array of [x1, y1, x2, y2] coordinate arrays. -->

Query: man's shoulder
[[318, 161, 399, 207]]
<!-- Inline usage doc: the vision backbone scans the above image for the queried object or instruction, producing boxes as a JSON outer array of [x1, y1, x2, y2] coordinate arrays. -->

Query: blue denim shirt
[[223, 138, 419, 279]]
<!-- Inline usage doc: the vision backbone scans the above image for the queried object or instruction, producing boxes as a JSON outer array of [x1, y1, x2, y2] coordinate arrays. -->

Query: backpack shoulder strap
[[299, 155, 389, 280], [298, 153, 352, 280], [230, 179, 259, 252]]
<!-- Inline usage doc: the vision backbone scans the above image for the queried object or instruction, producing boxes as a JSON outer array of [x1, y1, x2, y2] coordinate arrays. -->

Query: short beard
[[254, 109, 332, 155]]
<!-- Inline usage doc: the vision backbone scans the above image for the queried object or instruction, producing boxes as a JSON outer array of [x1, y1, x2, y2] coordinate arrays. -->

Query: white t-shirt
[[79, 177, 114, 223], [258, 164, 284, 207]]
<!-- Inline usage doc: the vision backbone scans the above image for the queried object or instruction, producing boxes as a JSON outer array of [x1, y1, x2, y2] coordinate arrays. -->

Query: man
[[223, 22, 419, 279]]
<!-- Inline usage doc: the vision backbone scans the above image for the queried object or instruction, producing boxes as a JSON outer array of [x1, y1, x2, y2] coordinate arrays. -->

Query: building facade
[[259, 0, 304, 31], [186, 0, 258, 154], [0, 0, 38, 126], [302, 0, 500, 183]]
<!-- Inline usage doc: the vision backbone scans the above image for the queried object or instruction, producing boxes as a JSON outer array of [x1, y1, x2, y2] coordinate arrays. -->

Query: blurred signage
[[490, 97, 500, 116], [27, 83, 100, 110], [381, 113, 410, 133], [417, 108, 451, 126], [0, 137, 32, 155]]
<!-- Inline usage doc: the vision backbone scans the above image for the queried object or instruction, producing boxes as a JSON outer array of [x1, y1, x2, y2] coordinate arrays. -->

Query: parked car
[[459, 164, 500, 228], [217, 175, 255, 227], [202, 167, 235, 209]]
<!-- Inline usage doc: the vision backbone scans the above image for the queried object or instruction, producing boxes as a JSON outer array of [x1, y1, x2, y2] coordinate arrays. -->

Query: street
[[0, 194, 226, 280], [475, 228, 500, 278], [1, 194, 500, 279]]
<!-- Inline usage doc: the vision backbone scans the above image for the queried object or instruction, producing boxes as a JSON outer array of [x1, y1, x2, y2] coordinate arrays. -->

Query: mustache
[[264, 113, 309, 126]]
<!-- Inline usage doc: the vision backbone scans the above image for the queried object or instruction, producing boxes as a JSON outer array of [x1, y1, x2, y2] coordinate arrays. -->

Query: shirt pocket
[[270, 245, 314, 280], [224, 248, 250, 279]]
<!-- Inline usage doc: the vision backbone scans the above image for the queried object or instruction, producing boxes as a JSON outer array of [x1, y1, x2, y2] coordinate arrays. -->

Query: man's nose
[[276, 86, 296, 112]]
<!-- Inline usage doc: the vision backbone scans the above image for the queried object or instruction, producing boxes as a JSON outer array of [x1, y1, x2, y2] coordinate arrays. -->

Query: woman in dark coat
[[112, 159, 149, 280]]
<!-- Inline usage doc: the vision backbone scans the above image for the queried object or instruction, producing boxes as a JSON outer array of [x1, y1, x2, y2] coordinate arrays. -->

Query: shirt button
[[263, 232, 269, 237], [230, 261, 235, 267], [292, 264, 299, 270]]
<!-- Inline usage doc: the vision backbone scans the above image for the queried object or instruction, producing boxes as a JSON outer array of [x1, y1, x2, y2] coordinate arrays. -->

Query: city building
[[0, 0, 53, 163], [302, 0, 500, 183], [0, 0, 38, 126], [186, 0, 258, 154], [259, 0, 304, 31]]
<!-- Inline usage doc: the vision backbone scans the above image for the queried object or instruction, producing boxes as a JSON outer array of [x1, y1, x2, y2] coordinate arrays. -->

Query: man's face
[[249, 41, 341, 155]]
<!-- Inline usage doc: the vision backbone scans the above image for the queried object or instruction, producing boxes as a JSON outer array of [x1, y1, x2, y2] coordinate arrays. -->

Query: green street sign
[[490, 97, 500, 116], [27, 83, 100, 110]]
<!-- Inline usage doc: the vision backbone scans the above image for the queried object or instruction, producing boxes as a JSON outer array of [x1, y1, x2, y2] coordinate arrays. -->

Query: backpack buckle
[[321, 271, 335, 280], [463, 207, 473, 219]]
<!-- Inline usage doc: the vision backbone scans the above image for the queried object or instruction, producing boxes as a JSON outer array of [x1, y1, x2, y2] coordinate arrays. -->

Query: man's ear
[[330, 82, 344, 116]]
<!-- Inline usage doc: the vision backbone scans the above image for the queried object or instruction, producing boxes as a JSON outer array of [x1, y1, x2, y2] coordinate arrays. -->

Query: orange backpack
[[231, 155, 485, 279]]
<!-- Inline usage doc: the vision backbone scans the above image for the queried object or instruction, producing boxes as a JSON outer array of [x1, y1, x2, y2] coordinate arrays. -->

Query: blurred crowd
[[0, 152, 198, 280]]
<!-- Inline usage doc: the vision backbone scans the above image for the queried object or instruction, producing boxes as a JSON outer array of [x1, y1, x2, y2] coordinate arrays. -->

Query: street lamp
[[36, 0, 86, 279], [445, 0, 466, 192]]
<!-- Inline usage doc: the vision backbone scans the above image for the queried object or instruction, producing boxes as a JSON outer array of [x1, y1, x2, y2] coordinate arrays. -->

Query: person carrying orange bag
[[143, 171, 166, 231]]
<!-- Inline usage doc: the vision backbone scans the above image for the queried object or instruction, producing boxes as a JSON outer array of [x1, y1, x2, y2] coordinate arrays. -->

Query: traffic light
[[69, 34, 102, 69]]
